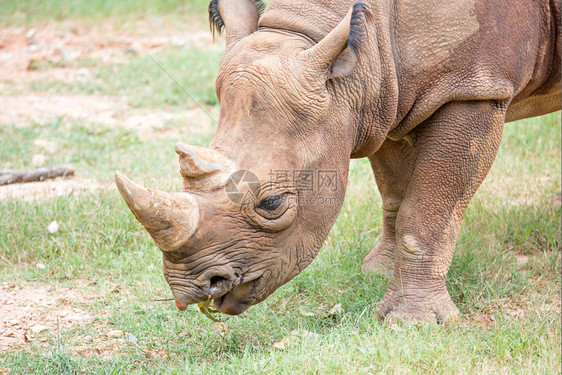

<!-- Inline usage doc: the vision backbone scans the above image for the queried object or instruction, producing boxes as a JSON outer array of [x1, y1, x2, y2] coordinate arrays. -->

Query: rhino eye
[[259, 194, 286, 211]]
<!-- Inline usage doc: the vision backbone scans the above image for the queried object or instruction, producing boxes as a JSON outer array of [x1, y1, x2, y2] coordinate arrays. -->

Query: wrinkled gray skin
[[116, 0, 561, 322]]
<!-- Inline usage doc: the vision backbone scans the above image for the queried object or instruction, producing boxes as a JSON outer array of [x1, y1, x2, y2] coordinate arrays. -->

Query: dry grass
[[0, 6, 560, 374]]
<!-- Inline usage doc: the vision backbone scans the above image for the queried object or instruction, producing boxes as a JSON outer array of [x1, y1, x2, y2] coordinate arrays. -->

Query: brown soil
[[0, 281, 96, 350], [0, 281, 167, 358], [0, 19, 215, 201], [0, 19, 211, 355], [0, 20, 214, 84], [0, 178, 110, 201]]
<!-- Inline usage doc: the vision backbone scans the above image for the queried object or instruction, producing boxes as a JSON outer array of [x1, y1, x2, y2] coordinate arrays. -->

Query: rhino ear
[[302, 3, 370, 79], [208, 0, 265, 48]]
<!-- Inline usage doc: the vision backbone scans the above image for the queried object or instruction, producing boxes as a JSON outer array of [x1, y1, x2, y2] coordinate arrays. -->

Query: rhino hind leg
[[363, 140, 416, 274], [362, 239, 395, 274], [375, 100, 507, 324], [362, 197, 400, 274]]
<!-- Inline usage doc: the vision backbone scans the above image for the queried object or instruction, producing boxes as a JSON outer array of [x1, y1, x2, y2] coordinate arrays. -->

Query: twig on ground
[[0, 166, 75, 186]]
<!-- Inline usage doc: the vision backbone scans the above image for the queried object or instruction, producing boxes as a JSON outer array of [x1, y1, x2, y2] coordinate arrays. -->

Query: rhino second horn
[[114, 171, 199, 252], [175, 143, 235, 191], [175, 143, 223, 177]]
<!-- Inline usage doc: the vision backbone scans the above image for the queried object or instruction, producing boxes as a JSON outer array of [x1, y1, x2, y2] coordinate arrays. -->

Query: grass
[[0, 115, 559, 374], [100, 48, 222, 108], [0, 0, 208, 25], [0, 4, 560, 374], [26, 45, 223, 108]]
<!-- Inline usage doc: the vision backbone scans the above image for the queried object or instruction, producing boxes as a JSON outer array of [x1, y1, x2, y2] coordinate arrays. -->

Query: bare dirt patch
[[0, 281, 169, 359], [0, 20, 216, 137], [0, 177, 110, 202], [0, 94, 129, 126], [0, 282, 96, 350], [0, 93, 212, 143], [0, 282, 165, 358], [0, 20, 215, 83], [0, 20, 216, 203], [479, 174, 559, 208]]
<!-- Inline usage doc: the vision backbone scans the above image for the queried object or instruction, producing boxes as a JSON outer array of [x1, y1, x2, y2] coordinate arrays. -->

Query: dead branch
[[0, 166, 75, 186]]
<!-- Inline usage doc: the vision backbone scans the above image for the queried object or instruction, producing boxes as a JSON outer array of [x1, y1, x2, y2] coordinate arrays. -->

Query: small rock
[[105, 329, 123, 338], [26, 28, 36, 38], [31, 154, 46, 168], [8, 319, 19, 326], [83, 335, 94, 342], [77, 67, 89, 77], [328, 303, 343, 316], [298, 307, 315, 317], [126, 332, 138, 344], [36, 262, 46, 269], [178, 330, 191, 337], [273, 335, 294, 350], [30, 325, 48, 334], [47, 221, 59, 234], [60, 48, 77, 60], [171, 38, 186, 46], [516, 254, 529, 267]]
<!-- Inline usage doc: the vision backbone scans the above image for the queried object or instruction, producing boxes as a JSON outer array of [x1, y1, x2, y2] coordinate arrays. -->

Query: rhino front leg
[[376, 100, 506, 323], [362, 140, 416, 274]]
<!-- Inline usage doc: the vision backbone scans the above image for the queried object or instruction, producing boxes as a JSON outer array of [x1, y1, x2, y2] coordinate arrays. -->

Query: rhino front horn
[[114, 171, 199, 252]]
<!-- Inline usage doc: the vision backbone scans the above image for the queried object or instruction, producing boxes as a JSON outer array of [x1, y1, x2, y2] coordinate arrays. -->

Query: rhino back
[[261, 0, 560, 136], [390, 0, 560, 134]]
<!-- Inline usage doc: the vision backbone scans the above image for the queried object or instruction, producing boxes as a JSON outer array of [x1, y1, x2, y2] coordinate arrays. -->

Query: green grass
[[100, 47, 223, 108], [0, 113, 559, 374], [0, 4, 560, 372], [0, 117, 216, 182], [0, 0, 208, 25], [27, 45, 223, 109]]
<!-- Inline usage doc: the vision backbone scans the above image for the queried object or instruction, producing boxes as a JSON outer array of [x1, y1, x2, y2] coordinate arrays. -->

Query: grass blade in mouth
[[153, 298, 229, 322], [197, 300, 229, 322]]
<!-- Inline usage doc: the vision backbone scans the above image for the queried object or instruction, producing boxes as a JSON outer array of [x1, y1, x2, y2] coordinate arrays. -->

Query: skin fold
[[116, 0, 560, 322]]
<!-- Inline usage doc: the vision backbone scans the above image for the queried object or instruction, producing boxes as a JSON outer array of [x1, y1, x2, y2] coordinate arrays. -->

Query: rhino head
[[116, 0, 374, 315]]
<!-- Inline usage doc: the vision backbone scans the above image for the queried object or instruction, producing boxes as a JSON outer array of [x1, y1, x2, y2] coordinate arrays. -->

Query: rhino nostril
[[210, 276, 228, 290]]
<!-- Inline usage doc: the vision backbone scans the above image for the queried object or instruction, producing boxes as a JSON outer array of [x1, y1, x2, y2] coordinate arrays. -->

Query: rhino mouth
[[213, 277, 260, 315]]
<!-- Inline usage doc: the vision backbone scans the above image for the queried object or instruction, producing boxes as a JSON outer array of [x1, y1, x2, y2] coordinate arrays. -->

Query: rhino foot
[[376, 285, 459, 324], [362, 241, 394, 275]]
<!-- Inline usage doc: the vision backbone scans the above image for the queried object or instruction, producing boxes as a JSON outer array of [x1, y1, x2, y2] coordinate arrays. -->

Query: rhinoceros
[[115, 0, 561, 322]]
